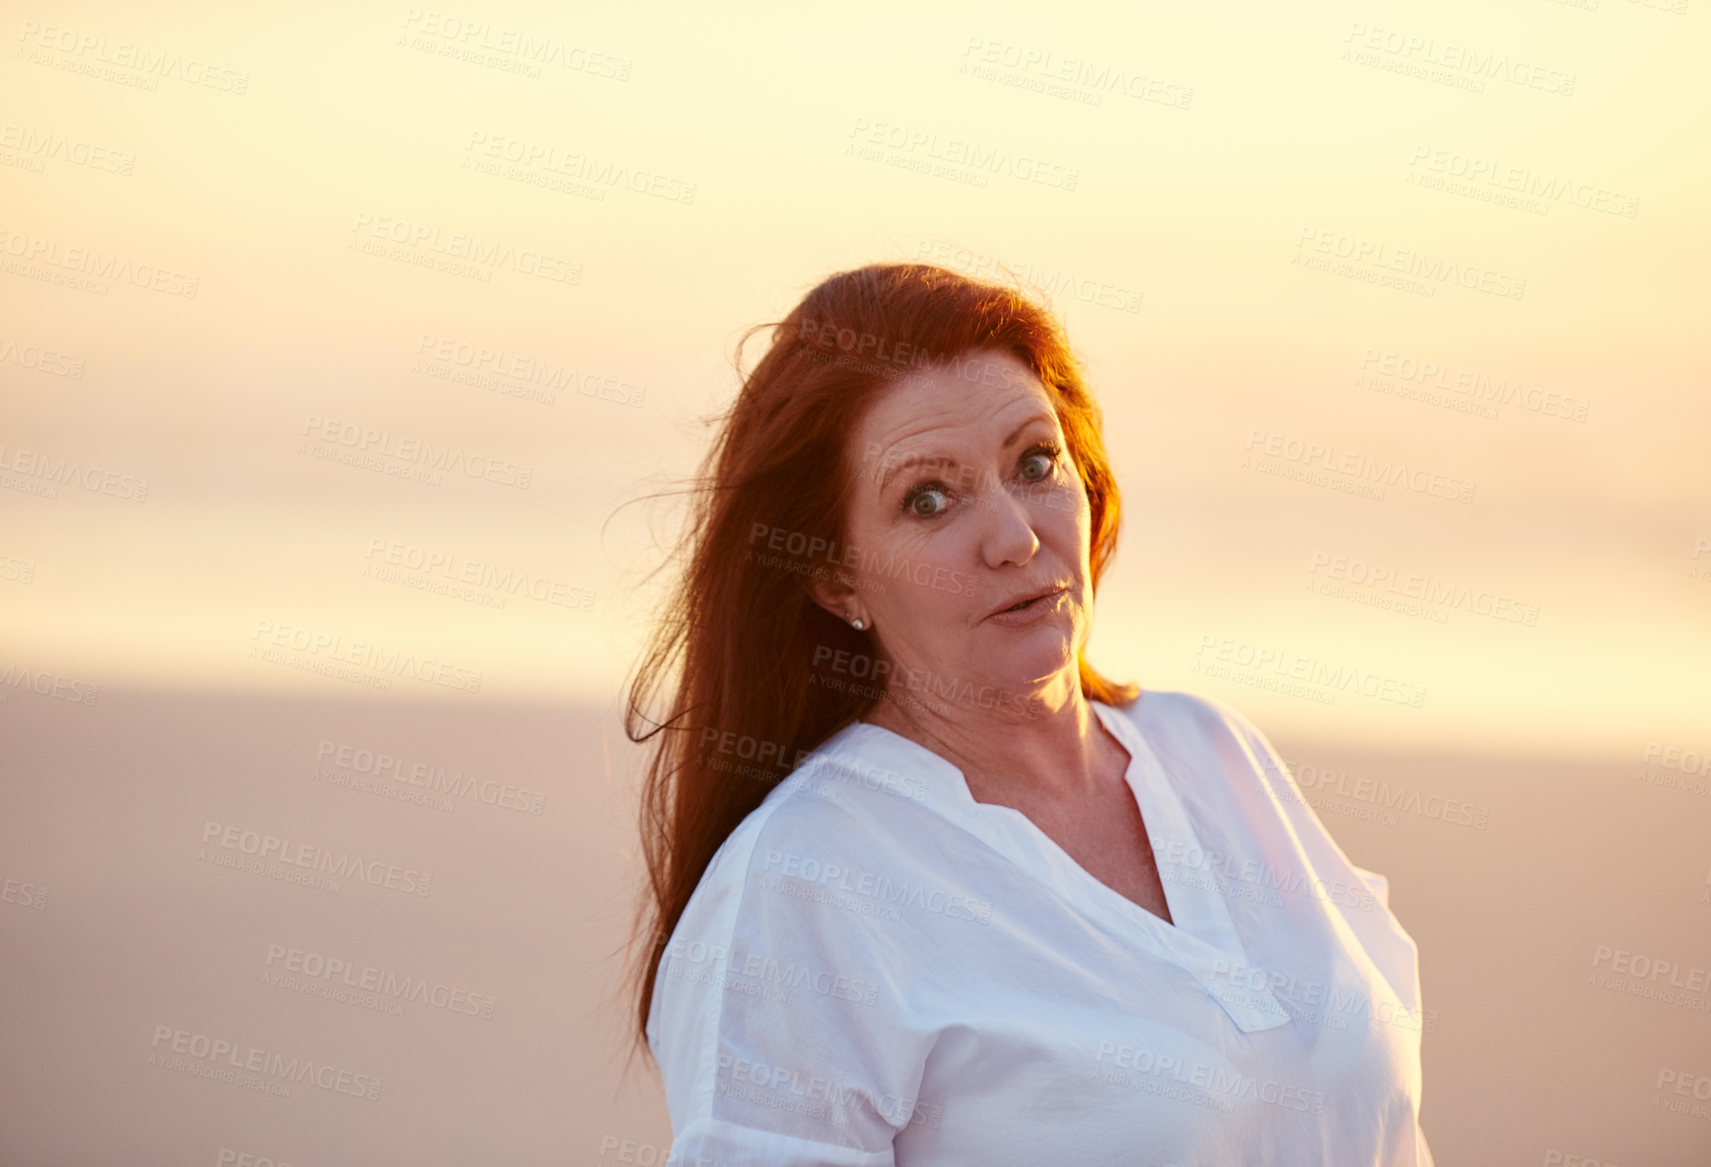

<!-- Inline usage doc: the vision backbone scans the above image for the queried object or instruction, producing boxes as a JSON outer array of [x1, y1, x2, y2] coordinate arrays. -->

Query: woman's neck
[[864, 679, 1124, 807]]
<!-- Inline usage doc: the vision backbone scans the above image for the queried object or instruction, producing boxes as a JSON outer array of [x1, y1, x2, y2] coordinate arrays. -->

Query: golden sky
[[4, 0, 1708, 756]]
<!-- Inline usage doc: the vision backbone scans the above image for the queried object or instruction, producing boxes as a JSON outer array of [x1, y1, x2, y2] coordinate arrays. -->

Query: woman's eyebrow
[[874, 411, 1057, 492]]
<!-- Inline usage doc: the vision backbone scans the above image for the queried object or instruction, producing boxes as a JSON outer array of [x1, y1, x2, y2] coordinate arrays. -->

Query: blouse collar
[[799, 700, 1291, 1033]]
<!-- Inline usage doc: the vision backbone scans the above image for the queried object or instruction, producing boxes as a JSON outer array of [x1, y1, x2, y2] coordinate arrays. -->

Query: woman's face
[[815, 348, 1095, 717]]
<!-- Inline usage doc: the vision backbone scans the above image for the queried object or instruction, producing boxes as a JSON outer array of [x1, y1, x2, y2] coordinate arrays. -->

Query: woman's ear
[[805, 571, 863, 627], [811, 561, 882, 626]]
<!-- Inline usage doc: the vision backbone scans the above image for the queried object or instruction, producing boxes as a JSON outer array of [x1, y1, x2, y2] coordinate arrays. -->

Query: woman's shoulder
[[690, 723, 938, 904], [1106, 685, 1251, 728], [1108, 687, 1339, 847], [1110, 687, 1285, 777], [1120, 690, 1419, 982], [648, 724, 946, 1057]]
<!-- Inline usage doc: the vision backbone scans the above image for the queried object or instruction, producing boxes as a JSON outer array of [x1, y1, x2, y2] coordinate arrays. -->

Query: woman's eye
[[1020, 449, 1056, 481], [908, 487, 950, 517]]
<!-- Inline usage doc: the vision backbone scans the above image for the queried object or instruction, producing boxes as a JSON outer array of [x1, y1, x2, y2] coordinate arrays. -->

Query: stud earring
[[849, 615, 866, 630]]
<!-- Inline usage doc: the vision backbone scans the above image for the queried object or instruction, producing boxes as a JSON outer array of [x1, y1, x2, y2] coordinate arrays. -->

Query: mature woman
[[626, 263, 1432, 1165]]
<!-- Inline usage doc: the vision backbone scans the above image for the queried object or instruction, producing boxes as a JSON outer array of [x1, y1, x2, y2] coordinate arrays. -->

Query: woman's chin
[[979, 631, 1077, 688]]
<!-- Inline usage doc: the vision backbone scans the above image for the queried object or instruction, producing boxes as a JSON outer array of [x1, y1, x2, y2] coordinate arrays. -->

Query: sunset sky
[[5, 0, 1707, 757]]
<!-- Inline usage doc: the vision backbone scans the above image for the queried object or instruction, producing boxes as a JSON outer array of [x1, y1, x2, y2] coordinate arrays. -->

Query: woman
[[625, 263, 1433, 1165]]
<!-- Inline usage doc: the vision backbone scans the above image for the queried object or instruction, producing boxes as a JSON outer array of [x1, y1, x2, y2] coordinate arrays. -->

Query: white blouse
[[646, 690, 1434, 1166]]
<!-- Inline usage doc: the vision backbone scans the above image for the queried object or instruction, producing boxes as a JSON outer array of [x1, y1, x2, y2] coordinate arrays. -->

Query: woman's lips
[[984, 586, 1067, 625]]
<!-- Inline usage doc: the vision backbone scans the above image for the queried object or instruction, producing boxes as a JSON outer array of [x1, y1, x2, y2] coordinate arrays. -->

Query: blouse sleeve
[[647, 794, 936, 1165]]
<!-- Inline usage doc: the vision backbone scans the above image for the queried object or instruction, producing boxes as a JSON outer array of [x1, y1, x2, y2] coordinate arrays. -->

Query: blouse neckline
[[809, 699, 1291, 1033]]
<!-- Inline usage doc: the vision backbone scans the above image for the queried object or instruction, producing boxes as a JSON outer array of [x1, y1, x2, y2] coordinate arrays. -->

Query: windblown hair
[[623, 261, 1137, 1055]]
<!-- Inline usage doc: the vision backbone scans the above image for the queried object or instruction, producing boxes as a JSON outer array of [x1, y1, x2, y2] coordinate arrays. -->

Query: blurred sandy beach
[[2, 686, 1707, 1165]]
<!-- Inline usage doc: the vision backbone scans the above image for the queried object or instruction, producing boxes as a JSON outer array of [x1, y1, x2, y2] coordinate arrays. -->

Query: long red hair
[[623, 261, 1138, 1055]]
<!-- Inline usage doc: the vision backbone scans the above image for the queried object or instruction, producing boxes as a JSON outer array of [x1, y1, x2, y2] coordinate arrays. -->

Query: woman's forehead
[[851, 366, 1059, 489], [860, 354, 1053, 439]]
